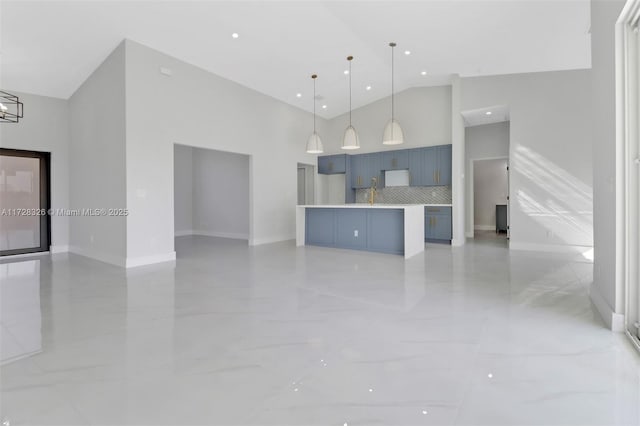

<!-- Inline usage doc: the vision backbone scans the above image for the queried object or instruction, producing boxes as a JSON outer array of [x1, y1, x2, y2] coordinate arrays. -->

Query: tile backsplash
[[355, 185, 452, 204]]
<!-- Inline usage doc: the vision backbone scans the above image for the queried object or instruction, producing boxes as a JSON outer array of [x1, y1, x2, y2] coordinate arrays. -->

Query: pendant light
[[341, 56, 360, 150], [306, 74, 324, 154], [382, 42, 404, 145]]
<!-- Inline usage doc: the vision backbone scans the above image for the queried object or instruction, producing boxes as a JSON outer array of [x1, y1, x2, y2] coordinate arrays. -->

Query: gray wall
[[473, 158, 508, 230], [192, 147, 249, 239], [590, 0, 626, 328], [0, 92, 70, 251], [69, 42, 127, 266], [174, 144, 193, 235], [323, 86, 452, 154], [465, 122, 510, 236], [124, 40, 321, 263], [462, 70, 593, 251]]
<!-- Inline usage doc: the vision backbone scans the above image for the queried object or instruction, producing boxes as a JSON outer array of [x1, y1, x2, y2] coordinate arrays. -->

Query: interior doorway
[[173, 144, 250, 249], [297, 163, 315, 205], [0, 149, 50, 256], [471, 157, 509, 243]]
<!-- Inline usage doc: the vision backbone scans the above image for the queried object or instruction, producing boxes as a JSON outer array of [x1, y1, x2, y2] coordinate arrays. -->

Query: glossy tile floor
[[1, 236, 639, 425]]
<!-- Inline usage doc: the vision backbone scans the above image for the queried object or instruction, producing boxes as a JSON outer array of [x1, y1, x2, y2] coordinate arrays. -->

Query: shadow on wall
[[513, 146, 593, 257]]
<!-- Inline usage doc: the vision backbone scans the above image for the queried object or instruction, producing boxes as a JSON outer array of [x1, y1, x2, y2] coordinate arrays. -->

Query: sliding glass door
[[0, 149, 50, 256]]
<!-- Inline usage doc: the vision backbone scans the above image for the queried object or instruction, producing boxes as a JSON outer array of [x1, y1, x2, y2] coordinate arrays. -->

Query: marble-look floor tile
[[1, 235, 638, 425]]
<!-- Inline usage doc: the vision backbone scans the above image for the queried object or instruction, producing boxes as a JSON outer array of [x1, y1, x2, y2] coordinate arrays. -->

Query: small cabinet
[[318, 154, 346, 175], [425, 206, 452, 242], [351, 153, 383, 188], [407, 145, 452, 187], [382, 150, 409, 171]]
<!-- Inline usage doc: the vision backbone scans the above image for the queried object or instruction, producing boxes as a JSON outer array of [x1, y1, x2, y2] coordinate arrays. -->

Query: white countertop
[[298, 203, 452, 209]]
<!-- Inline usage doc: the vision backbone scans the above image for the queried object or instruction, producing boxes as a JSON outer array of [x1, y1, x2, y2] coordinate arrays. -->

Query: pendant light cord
[[390, 42, 395, 122], [312, 74, 317, 134], [348, 57, 353, 127]]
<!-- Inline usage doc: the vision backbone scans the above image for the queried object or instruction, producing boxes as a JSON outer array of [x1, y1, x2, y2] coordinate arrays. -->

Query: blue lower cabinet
[[306, 208, 335, 246], [306, 208, 404, 255], [367, 209, 404, 255], [335, 209, 368, 249], [425, 206, 452, 242]]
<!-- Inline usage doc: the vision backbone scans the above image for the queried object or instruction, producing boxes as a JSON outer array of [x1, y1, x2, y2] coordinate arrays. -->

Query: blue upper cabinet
[[350, 154, 367, 188], [382, 150, 409, 171], [408, 148, 425, 186], [318, 154, 347, 175], [422, 146, 439, 186], [436, 145, 452, 186], [351, 153, 383, 188], [344, 144, 451, 188]]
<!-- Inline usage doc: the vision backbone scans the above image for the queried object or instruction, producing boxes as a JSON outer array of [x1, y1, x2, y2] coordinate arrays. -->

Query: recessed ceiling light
[[231, 33, 239, 39], [344, 70, 350, 75], [404, 50, 411, 55], [421, 71, 427, 76], [322, 105, 327, 109], [485, 111, 492, 115], [296, 93, 302, 98], [366, 85, 372, 91]]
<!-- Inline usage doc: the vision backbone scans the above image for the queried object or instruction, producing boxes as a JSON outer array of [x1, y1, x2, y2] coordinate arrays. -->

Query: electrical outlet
[[354, 230, 359, 237]]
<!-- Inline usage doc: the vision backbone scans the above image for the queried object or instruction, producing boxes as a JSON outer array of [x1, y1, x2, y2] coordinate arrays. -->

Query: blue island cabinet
[[305, 207, 404, 255]]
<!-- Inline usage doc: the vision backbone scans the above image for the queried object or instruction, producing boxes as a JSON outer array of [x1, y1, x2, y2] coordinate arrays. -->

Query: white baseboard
[[125, 251, 176, 268], [68, 246, 126, 267], [590, 283, 625, 332], [175, 230, 249, 240], [465, 231, 474, 238], [451, 238, 465, 247], [193, 230, 249, 240], [250, 235, 294, 246], [474, 225, 495, 231], [509, 242, 592, 255], [50, 245, 69, 254]]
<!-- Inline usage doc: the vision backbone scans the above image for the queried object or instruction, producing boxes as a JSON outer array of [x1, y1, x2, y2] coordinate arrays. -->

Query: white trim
[[616, 0, 640, 349], [590, 282, 626, 332], [467, 156, 510, 243], [192, 230, 249, 240], [125, 251, 176, 268], [50, 245, 69, 254], [250, 235, 294, 246], [451, 237, 465, 247], [68, 246, 126, 267], [0, 251, 50, 261], [509, 242, 592, 255], [465, 231, 474, 238], [474, 225, 495, 231], [175, 230, 249, 240]]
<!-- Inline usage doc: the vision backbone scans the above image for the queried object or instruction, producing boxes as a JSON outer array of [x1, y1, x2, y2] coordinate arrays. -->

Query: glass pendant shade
[[306, 132, 324, 154], [342, 125, 360, 150], [382, 119, 404, 145]]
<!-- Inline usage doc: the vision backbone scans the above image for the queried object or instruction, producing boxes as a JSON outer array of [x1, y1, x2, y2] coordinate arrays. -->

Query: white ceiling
[[462, 104, 510, 127], [0, 0, 591, 119]]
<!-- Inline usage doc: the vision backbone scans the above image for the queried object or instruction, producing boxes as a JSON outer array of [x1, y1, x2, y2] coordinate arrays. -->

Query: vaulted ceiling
[[1, 1, 591, 118]]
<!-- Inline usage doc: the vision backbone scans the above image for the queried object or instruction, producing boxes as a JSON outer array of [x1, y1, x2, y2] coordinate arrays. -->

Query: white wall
[[69, 42, 127, 266], [323, 86, 452, 154], [0, 92, 70, 252], [173, 144, 193, 235], [465, 122, 510, 236], [473, 158, 508, 230], [461, 70, 593, 252], [192, 147, 249, 240], [590, 0, 626, 330], [124, 40, 320, 263]]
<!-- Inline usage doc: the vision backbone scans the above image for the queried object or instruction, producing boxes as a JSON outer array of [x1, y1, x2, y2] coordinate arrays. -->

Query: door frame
[[616, 0, 640, 350], [467, 156, 510, 240], [0, 148, 51, 256]]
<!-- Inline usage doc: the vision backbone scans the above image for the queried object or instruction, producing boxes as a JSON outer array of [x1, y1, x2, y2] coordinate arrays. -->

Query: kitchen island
[[296, 204, 425, 259]]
